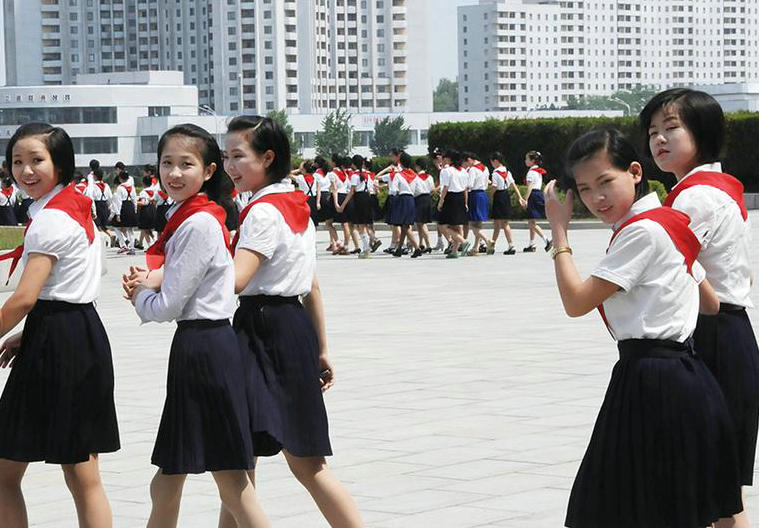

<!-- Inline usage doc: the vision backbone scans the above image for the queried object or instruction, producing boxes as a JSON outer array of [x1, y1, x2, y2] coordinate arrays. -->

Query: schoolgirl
[[334, 155, 376, 258], [376, 162, 401, 254], [122, 124, 268, 528], [489, 152, 523, 255], [331, 156, 360, 255], [136, 174, 158, 250], [0, 175, 18, 225], [0, 122, 119, 527], [520, 151, 552, 252], [363, 157, 382, 251], [291, 160, 320, 225], [113, 161, 133, 188], [313, 156, 339, 252], [85, 158, 100, 187], [90, 168, 113, 236], [429, 152, 450, 252], [412, 158, 434, 253], [111, 171, 138, 254], [464, 153, 495, 256], [387, 152, 422, 258], [546, 128, 742, 528], [642, 88, 759, 526], [436, 149, 470, 258], [221, 115, 363, 528]]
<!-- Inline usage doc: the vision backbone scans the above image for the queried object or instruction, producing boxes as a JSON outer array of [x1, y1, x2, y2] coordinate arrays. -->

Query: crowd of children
[[0, 87, 756, 528]]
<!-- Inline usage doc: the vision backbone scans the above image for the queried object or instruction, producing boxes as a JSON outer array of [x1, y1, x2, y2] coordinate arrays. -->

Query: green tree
[[564, 86, 659, 115], [315, 109, 353, 157], [369, 116, 410, 156], [433, 78, 459, 112], [266, 109, 296, 151]]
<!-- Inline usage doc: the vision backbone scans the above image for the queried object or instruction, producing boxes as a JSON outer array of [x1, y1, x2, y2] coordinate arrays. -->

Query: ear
[[203, 162, 216, 182], [262, 149, 276, 169], [628, 161, 643, 184]]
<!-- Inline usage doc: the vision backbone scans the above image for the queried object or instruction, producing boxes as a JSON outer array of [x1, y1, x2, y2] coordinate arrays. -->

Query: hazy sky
[[428, 0, 479, 87]]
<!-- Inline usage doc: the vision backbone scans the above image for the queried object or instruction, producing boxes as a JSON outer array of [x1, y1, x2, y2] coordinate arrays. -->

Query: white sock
[[115, 230, 126, 248], [360, 234, 369, 252]]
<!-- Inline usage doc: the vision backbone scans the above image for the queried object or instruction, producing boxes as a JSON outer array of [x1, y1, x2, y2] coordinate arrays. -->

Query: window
[[148, 106, 170, 117], [141, 135, 159, 153]]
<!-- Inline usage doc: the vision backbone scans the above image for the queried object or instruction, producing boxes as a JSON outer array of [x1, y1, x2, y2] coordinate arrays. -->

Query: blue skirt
[[693, 306, 759, 485], [566, 338, 742, 527], [526, 190, 546, 219], [0, 301, 120, 464], [384, 194, 396, 223], [152, 320, 256, 474], [468, 189, 489, 222], [390, 194, 415, 226], [234, 296, 332, 458]]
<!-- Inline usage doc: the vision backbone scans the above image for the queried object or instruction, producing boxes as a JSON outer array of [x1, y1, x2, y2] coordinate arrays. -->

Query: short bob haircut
[[227, 115, 291, 184], [414, 157, 429, 172], [157, 123, 233, 206], [398, 151, 413, 169], [5, 122, 76, 185], [490, 151, 507, 165], [443, 149, 463, 168], [526, 150, 543, 166], [564, 128, 649, 201], [639, 88, 724, 164]]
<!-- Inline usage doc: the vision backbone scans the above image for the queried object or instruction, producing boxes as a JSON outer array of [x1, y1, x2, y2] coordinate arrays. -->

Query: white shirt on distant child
[[491, 167, 515, 190]]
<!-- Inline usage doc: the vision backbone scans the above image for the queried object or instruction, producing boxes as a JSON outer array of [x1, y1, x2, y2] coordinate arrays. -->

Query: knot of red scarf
[[145, 193, 230, 270], [231, 191, 310, 255]]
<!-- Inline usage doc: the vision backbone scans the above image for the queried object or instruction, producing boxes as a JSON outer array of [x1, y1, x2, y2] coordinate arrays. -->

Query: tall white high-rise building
[[459, 0, 759, 112], [2, 0, 432, 114]]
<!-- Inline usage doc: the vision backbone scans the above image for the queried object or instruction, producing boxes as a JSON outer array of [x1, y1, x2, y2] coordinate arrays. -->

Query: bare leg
[[211, 470, 269, 528], [62, 454, 113, 528], [504, 221, 514, 246], [492, 219, 501, 243], [405, 226, 420, 250], [283, 451, 363, 528], [0, 459, 28, 528], [349, 224, 360, 251], [146, 470, 186, 528], [391, 226, 400, 249], [325, 220, 338, 248]]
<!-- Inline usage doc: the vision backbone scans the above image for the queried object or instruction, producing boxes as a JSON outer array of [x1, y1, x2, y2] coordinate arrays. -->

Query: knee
[[62, 467, 102, 497], [287, 456, 327, 487], [150, 473, 185, 506], [215, 473, 249, 510], [0, 468, 23, 490]]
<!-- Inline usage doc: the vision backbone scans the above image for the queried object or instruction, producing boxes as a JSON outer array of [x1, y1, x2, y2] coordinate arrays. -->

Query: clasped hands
[[122, 266, 163, 305]]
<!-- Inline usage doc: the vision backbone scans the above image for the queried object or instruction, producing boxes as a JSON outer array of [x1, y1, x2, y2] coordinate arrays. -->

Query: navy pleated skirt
[[152, 319, 256, 474], [116, 199, 138, 227], [317, 192, 334, 223], [491, 189, 511, 220], [566, 338, 743, 528], [0, 300, 120, 464], [138, 203, 156, 230], [693, 306, 759, 485], [384, 194, 395, 224], [154, 204, 170, 233], [0, 204, 17, 226], [468, 189, 489, 222], [439, 191, 467, 226], [351, 191, 374, 225], [234, 295, 332, 458], [14, 198, 33, 225], [94, 200, 111, 229], [414, 193, 432, 223], [526, 189, 546, 219], [371, 194, 381, 221], [333, 193, 353, 223], [307, 195, 320, 226], [390, 194, 415, 226]]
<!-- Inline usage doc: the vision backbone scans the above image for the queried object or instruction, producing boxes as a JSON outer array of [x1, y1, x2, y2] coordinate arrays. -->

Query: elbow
[[565, 306, 586, 318], [701, 298, 720, 316], [14, 294, 37, 315]]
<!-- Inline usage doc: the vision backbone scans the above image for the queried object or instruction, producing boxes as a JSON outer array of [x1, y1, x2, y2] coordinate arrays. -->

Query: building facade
[[459, 0, 759, 112], [2, 0, 432, 115]]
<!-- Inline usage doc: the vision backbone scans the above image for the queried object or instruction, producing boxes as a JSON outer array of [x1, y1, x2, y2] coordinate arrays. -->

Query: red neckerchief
[[157, 190, 168, 200], [531, 166, 547, 174], [145, 190, 155, 198], [333, 168, 348, 183], [121, 184, 133, 197], [664, 171, 748, 221], [597, 206, 700, 338], [0, 185, 95, 281], [145, 193, 230, 270], [151, 176, 159, 186], [304, 172, 315, 185], [0, 187, 12, 198], [397, 168, 417, 184], [95, 182, 106, 193], [417, 171, 430, 180], [232, 190, 310, 255], [473, 162, 487, 172], [231, 189, 239, 198], [315, 168, 326, 178]]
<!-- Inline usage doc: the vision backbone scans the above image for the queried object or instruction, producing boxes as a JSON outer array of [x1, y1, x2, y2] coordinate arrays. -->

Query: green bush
[[429, 113, 759, 191]]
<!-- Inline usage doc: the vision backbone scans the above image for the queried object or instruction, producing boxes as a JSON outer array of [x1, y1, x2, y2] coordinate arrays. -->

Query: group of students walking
[[288, 148, 553, 259], [0, 86, 757, 528]]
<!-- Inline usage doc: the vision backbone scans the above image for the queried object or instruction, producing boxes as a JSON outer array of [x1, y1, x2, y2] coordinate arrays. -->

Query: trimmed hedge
[[428, 113, 759, 191]]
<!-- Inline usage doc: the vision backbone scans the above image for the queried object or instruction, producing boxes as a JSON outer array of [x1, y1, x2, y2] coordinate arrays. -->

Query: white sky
[[428, 0, 479, 87]]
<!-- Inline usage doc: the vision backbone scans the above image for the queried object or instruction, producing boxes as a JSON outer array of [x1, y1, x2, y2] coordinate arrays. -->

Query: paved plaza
[[3, 215, 759, 527]]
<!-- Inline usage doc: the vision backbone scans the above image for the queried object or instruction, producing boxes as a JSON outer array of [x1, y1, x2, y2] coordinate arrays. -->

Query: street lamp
[[609, 96, 631, 116], [198, 105, 224, 143]]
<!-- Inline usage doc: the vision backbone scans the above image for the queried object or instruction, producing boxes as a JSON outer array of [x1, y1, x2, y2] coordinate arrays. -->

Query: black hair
[[444, 149, 463, 168], [364, 157, 373, 170], [143, 163, 156, 175], [526, 151, 543, 166], [330, 153, 341, 166], [414, 157, 429, 172], [463, 151, 477, 161], [115, 161, 126, 170], [142, 175, 152, 187], [390, 148, 402, 158], [398, 151, 413, 169], [89, 159, 100, 171], [351, 155, 366, 181], [227, 115, 292, 184], [93, 168, 104, 180], [565, 128, 649, 200], [490, 151, 506, 165], [116, 172, 130, 184], [313, 155, 330, 173], [157, 123, 233, 207], [341, 156, 352, 170], [5, 122, 75, 185], [639, 88, 724, 164]]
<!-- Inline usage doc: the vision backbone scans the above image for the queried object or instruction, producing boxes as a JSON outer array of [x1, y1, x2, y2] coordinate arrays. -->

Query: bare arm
[[0, 253, 54, 335], [698, 279, 720, 315], [233, 248, 263, 294]]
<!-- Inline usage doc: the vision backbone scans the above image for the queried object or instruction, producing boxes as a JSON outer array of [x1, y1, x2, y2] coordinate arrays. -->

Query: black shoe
[[478, 244, 487, 254], [544, 239, 553, 252], [424, 247, 433, 254], [134, 242, 144, 250], [411, 248, 423, 258], [371, 239, 382, 252], [351, 248, 361, 254], [523, 246, 536, 253], [503, 248, 516, 255], [402, 247, 410, 255], [383, 247, 395, 254], [393, 247, 403, 257]]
